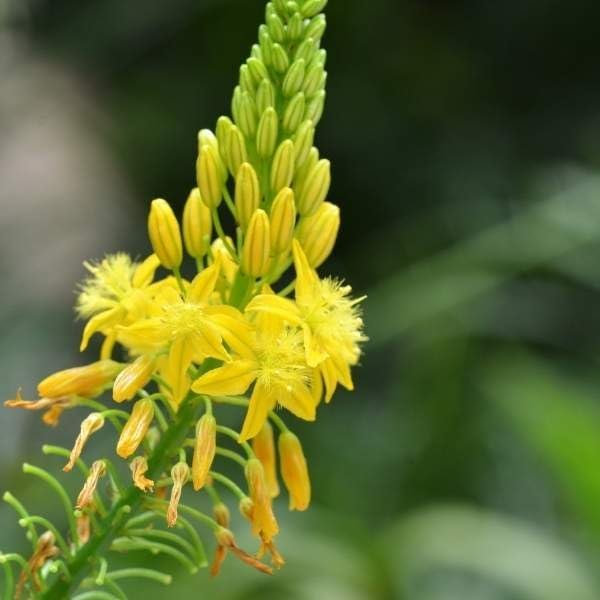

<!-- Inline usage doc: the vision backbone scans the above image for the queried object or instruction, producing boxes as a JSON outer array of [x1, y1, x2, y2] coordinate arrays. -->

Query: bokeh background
[[3, 0, 600, 598]]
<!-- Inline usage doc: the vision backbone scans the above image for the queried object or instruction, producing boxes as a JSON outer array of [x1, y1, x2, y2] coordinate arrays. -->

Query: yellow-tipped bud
[[216, 116, 233, 163], [242, 209, 271, 278], [64, 412, 105, 472], [235, 163, 261, 231], [303, 61, 325, 97], [282, 92, 306, 134], [116, 398, 155, 459], [245, 458, 279, 542], [256, 107, 279, 159], [76, 459, 106, 509], [148, 198, 183, 269], [296, 202, 340, 267], [295, 146, 319, 188], [167, 461, 190, 527], [192, 413, 216, 491], [196, 145, 223, 209], [183, 187, 213, 259], [38, 360, 122, 399], [278, 431, 311, 511], [130, 456, 154, 492], [226, 125, 248, 177], [269, 188, 296, 255], [252, 421, 280, 498], [293, 120, 315, 168], [270, 139, 295, 194], [282, 58, 306, 97], [296, 158, 330, 216], [112, 354, 156, 403], [256, 79, 275, 114]]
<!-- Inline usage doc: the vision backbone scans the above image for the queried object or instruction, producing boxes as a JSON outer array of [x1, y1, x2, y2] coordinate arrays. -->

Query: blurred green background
[[3, 0, 600, 598]]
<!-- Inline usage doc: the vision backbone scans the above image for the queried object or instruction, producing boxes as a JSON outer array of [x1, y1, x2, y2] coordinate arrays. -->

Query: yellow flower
[[246, 240, 366, 402], [191, 315, 316, 442], [117, 261, 246, 406], [76, 253, 161, 353]]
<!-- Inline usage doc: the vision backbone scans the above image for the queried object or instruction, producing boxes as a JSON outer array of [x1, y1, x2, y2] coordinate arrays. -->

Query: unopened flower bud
[[293, 120, 315, 168], [216, 116, 233, 162], [270, 139, 295, 194], [267, 13, 285, 43], [197, 145, 223, 209], [130, 456, 154, 492], [192, 413, 216, 491], [198, 129, 227, 181], [303, 62, 325, 97], [295, 37, 316, 63], [76, 460, 106, 509], [302, 0, 327, 18], [247, 57, 268, 84], [182, 187, 212, 259], [213, 502, 230, 528], [116, 398, 155, 458], [245, 458, 279, 542], [297, 158, 330, 216], [259, 27, 274, 65], [278, 431, 311, 511], [239, 496, 254, 521], [38, 360, 123, 399], [167, 461, 190, 527], [271, 43, 289, 73], [296, 201, 340, 267], [235, 163, 261, 231], [282, 92, 306, 134], [226, 125, 248, 177], [113, 354, 156, 403], [239, 64, 254, 95], [252, 421, 280, 497], [242, 209, 271, 278], [256, 79, 276, 114], [64, 412, 105, 472], [238, 92, 258, 139], [305, 89, 326, 125], [287, 12, 304, 40], [282, 59, 306, 98], [294, 146, 319, 188], [256, 107, 279, 159], [304, 14, 327, 42], [147, 198, 183, 269], [269, 188, 296, 255]]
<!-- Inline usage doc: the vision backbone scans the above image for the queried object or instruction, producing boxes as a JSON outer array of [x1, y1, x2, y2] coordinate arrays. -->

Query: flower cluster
[[3, 0, 366, 593]]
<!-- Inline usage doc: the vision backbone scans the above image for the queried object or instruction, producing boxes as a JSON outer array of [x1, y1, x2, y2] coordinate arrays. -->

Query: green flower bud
[[293, 119, 315, 167], [271, 139, 295, 194], [247, 57, 268, 85], [295, 145, 319, 187], [239, 64, 254, 94], [303, 62, 325, 97], [282, 92, 306, 134], [308, 48, 327, 70], [273, 0, 287, 16], [270, 187, 296, 254], [235, 163, 261, 231], [296, 201, 339, 267], [226, 125, 248, 176], [302, 0, 327, 18], [259, 26, 274, 66], [296, 158, 330, 216], [242, 209, 271, 278], [283, 58, 306, 97], [196, 145, 223, 209], [256, 79, 276, 114], [295, 37, 316, 63], [272, 43, 289, 73], [256, 107, 279, 159], [231, 85, 243, 125], [287, 12, 304, 40], [304, 14, 326, 41], [216, 116, 233, 158], [251, 44, 263, 62], [305, 89, 326, 125], [238, 92, 258, 139], [267, 13, 285, 43]]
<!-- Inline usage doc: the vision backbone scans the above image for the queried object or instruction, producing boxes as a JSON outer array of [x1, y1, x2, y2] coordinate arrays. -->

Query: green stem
[[38, 398, 200, 600], [107, 568, 172, 586]]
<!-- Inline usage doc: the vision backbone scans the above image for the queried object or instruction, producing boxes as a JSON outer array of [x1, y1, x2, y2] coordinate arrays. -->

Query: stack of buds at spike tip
[[167, 462, 190, 527], [64, 412, 105, 472], [295, 201, 340, 267], [148, 199, 183, 270], [183, 187, 213, 259], [278, 431, 311, 511], [116, 398, 155, 458], [192, 413, 216, 491]]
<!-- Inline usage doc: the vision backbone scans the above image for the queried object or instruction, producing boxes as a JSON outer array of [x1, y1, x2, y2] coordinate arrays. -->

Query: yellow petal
[[239, 381, 276, 442], [162, 338, 195, 406], [113, 354, 156, 402], [116, 319, 166, 352], [132, 254, 161, 288], [330, 352, 354, 391], [245, 294, 302, 325], [292, 239, 318, 306], [80, 307, 122, 352], [190, 320, 231, 362], [302, 324, 328, 367], [191, 360, 257, 396], [206, 306, 256, 360], [188, 260, 221, 304], [320, 359, 338, 403], [279, 381, 316, 422]]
